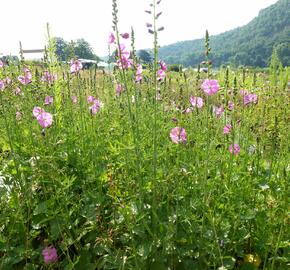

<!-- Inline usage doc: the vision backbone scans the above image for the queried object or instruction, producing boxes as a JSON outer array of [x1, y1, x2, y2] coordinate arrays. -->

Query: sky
[[0, 0, 278, 58]]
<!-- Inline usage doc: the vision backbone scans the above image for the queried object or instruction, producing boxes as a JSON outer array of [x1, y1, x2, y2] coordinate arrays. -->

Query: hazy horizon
[[0, 0, 278, 58]]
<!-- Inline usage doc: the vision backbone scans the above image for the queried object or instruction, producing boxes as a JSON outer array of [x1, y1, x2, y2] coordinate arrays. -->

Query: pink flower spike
[[228, 101, 234, 110], [184, 107, 192, 114], [108, 32, 115, 44], [42, 246, 58, 264], [239, 89, 248, 96], [159, 61, 167, 71], [18, 68, 32, 85], [14, 87, 22, 95], [116, 84, 124, 96], [136, 64, 143, 82], [244, 94, 258, 105], [136, 74, 142, 82], [201, 79, 220, 95], [5, 77, 12, 84], [90, 105, 98, 115], [215, 106, 224, 118], [37, 112, 53, 128], [120, 33, 129, 39], [190, 96, 204, 108], [44, 96, 53, 105], [33, 107, 45, 118], [157, 69, 166, 81], [229, 144, 240, 155], [156, 93, 162, 101], [16, 111, 22, 121], [87, 95, 94, 104], [41, 70, 55, 84], [71, 95, 77, 104], [170, 127, 187, 144], [223, 124, 232, 134], [0, 80, 5, 91], [70, 59, 83, 73]]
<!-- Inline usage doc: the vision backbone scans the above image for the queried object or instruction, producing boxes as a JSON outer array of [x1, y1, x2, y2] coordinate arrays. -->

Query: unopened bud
[[156, 12, 162, 19], [158, 26, 164, 31], [148, 29, 155, 34]]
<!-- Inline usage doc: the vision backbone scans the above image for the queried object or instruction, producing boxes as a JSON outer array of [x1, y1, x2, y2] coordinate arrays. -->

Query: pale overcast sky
[[0, 0, 278, 58]]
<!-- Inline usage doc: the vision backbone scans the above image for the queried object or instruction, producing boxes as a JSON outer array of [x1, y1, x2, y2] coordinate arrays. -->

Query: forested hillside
[[158, 0, 290, 67]]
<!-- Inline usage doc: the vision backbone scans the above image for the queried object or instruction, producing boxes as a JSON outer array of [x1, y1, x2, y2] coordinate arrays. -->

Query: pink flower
[[136, 64, 143, 82], [16, 111, 22, 121], [121, 33, 130, 39], [244, 94, 258, 105], [215, 106, 224, 118], [170, 127, 187, 144], [117, 56, 133, 70], [228, 101, 234, 110], [42, 246, 58, 264], [239, 89, 248, 96], [190, 96, 203, 108], [0, 60, 4, 68], [0, 80, 5, 90], [201, 79, 219, 95], [87, 95, 94, 104], [71, 95, 77, 103], [223, 124, 232, 134], [108, 32, 115, 44], [18, 68, 32, 85], [159, 60, 167, 71], [41, 70, 56, 84], [90, 99, 102, 115], [229, 144, 240, 155], [156, 93, 162, 101], [116, 84, 124, 96], [14, 87, 22, 95], [70, 59, 83, 73], [117, 44, 133, 70], [37, 111, 53, 128], [33, 107, 45, 118], [5, 77, 12, 85], [157, 69, 166, 81], [184, 107, 192, 113], [44, 96, 53, 105]]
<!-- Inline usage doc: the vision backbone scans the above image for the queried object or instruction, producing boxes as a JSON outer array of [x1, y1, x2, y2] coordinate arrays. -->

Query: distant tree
[[74, 39, 99, 61], [138, 50, 152, 63], [52, 37, 69, 61]]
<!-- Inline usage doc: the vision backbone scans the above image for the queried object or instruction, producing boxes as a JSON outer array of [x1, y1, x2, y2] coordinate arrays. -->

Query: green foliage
[[168, 64, 182, 72], [159, 0, 290, 67]]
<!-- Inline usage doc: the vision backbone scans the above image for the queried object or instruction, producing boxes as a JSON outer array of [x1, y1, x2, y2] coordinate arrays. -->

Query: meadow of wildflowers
[[0, 0, 289, 269]]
